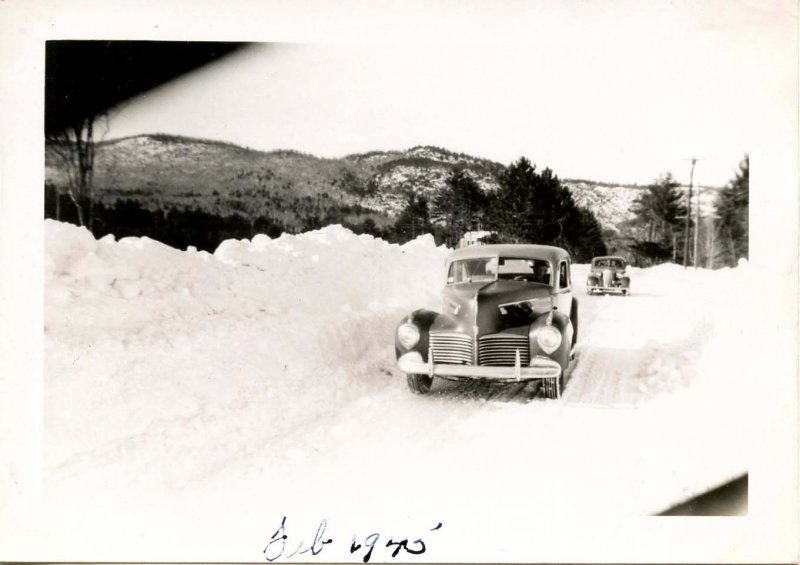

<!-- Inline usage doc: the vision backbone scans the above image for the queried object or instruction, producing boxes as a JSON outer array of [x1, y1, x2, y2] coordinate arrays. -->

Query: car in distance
[[394, 244, 578, 399], [586, 255, 630, 295]]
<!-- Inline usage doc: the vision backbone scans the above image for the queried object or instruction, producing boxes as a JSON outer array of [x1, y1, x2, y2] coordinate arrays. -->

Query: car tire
[[542, 373, 563, 399], [407, 373, 433, 394], [570, 297, 579, 347], [543, 343, 571, 399]]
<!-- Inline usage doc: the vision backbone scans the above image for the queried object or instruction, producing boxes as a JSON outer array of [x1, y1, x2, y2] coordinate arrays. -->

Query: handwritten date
[[264, 516, 443, 562]]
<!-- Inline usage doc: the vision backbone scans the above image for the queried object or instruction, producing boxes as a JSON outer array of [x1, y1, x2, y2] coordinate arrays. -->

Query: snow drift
[[36, 220, 755, 561]]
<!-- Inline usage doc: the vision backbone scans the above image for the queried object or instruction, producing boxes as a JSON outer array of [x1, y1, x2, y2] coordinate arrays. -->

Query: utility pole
[[682, 157, 697, 268], [693, 169, 701, 269]]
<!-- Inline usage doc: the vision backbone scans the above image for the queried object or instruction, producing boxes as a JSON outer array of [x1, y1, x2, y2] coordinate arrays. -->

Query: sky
[[91, 0, 789, 188]]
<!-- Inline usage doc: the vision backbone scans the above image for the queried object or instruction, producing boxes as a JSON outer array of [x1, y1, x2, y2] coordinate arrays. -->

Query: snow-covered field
[[10, 220, 765, 560]]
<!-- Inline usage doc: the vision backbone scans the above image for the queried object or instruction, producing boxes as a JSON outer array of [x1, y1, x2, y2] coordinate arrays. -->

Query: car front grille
[[478, 334, 530, 366], [430, 333, 473, 364]]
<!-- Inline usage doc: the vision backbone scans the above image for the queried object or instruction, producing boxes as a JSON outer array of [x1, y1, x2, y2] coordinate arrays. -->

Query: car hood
[[434, 280, 553, 337]]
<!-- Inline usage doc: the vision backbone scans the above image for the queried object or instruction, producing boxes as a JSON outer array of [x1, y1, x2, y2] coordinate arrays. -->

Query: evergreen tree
[[487, 157, 602, 256], [630, 172, 687, 263], [391, 192, 432, 243], [571, 207, 608, 261], [430, 167, 488, 246], [715, 155, 749, 266]]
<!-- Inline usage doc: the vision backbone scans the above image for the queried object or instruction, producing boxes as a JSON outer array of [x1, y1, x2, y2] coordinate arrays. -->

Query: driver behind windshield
[[531, 261, 550, 284]]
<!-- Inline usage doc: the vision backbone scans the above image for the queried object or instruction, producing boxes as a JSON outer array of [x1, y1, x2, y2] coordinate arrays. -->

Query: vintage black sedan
[[586, 255, 630, 295], [395, 244, 578, 399]]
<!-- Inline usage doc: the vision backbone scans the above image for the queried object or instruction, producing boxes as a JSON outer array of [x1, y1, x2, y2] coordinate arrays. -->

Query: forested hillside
[[45, 134, 745, 266]]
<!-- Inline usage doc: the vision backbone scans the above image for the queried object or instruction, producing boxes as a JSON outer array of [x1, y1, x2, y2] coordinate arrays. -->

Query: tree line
[[44, 156, 608, 260], [389, 157, 608, 262], [44, 141, 748, 268], [626, 155, 749, 268], [44, 188, 388, 253]]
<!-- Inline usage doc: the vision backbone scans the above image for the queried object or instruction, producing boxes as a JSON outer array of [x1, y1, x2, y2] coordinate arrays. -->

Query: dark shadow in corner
[[657, 474, 748, 516]]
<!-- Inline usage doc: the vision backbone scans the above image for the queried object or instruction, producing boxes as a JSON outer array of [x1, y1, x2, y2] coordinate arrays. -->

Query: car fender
[[529, 310, 573, 367], [395, 309, 439, 361], [586, 274, 600, 285], [619, 276, 630, 288], [569, 297, 579, 344]]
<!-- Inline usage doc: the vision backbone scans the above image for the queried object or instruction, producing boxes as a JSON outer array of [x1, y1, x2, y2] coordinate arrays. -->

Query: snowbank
[[37, 220, 756, 561], [46, 221, 447, 321]]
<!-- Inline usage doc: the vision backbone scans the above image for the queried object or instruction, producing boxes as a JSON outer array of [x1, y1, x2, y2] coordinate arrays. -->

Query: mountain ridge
[[45, 133, 721, 236]]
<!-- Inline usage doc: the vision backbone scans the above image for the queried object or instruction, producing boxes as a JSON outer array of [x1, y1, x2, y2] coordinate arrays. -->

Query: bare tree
[[703, 217, 718, 269], [47, 116, 98, 230]]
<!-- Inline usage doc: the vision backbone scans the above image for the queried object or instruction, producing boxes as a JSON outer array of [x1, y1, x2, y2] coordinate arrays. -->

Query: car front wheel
[[406, 373, 433, 394], [542, 344, 571, 399], [541, 372, 564, 399]]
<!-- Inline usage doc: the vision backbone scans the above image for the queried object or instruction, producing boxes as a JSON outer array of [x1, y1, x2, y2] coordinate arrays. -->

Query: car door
[[554, 258, 573, 315]]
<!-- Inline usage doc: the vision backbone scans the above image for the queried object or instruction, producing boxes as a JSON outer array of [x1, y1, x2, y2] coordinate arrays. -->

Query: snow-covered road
[[32, 221, 755, 561]]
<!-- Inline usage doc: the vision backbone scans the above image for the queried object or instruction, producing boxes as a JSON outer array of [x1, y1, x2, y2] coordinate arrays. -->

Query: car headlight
[[397, 323, 421, 349], [537, 325, 562, 354]]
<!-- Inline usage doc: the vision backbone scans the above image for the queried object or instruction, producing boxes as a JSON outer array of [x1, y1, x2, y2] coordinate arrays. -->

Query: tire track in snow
[[565, 267, 710, 406]]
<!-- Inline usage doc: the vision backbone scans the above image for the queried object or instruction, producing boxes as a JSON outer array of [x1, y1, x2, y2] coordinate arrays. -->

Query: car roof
[[447, 244, 570, 264], [591, 255, 627, 262]]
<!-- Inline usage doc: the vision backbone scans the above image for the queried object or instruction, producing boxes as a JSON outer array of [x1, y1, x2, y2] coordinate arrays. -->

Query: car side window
[[559, 260, 569, 289], [446, 262, 457, 283]]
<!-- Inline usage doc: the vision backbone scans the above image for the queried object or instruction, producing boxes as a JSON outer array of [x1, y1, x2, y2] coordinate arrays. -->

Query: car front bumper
[[397, 351, 562, 382], [588, 284, 627, 293]]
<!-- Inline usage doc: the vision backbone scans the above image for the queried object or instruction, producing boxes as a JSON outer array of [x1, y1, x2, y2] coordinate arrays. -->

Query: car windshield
[[447, 257, 498, 284], [447, 256, 552, 285], [498, 257, 552, 284]]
